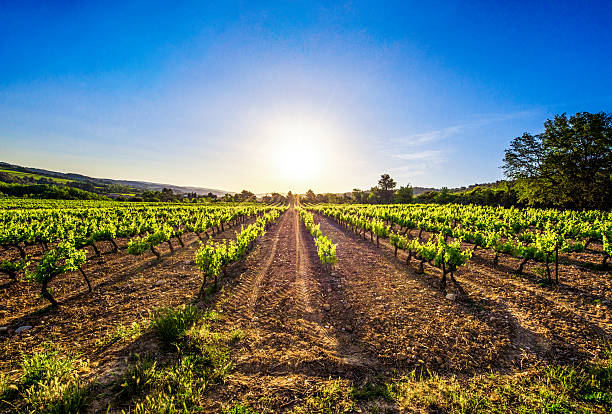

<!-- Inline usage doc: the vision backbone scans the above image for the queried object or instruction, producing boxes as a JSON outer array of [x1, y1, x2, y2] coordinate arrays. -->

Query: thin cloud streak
[[388, 110, 538, 147], [393, 150, 444, 162]]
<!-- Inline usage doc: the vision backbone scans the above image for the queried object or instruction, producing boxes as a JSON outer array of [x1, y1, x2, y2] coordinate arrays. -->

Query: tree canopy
[[502, 111, 612, 210]]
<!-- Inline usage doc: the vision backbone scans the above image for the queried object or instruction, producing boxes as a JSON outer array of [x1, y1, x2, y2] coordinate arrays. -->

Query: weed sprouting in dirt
[[149, 304, 200, 345], [229, 328, 246, 344], [95, 321, 143, 350], [116, 314, 235, 412], [289, 379, 356, 414], [222, 403, 260, 413], [390, 348, 612, 413], [118, 354, 159, 399], [350, 381, 395, 403], [0, 343, 88, 413]]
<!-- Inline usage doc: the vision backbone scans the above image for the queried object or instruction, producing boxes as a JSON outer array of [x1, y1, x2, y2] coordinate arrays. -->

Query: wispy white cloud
[[392, 150, 444, 162], [397, 125, 464, 147], [387, 110, 537, 148]]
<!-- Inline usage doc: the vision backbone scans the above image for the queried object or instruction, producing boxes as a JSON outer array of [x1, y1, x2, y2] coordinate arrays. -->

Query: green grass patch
[[149, 304, 200, 345], [95, 321, 143, 350], [0, 344, 88, 413], [290, 379, 356, 414], [222, 404, 261, 414], [350, 381, 395, 403], [118, 355, 159, 399], [390, 351, 612, 413], [118, 316, 235, 413]]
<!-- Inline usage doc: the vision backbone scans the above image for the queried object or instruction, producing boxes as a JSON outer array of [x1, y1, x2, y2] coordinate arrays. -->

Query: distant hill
[[412, 186, 439, 196], [0, 162, 232, 197], [414, 182, 507, 195]]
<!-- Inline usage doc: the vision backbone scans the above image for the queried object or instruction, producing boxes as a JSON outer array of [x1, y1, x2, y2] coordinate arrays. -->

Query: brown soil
[[317, 213, 612, 368]]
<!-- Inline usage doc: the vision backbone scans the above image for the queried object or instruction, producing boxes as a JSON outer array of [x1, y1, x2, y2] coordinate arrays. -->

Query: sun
[[275, 137, 321, 181], [267, 120, 329, 182]]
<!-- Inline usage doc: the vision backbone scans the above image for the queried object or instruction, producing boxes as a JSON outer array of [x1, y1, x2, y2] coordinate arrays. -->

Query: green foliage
[[290, 380, 356, 414], [298, 208, 338, 265], [0, 344, 88, 413], [149, 305, 200, 345], [603, 234, 612, 258], [434, 235, 472, 270], [195, 210, 281, 289], [26, 242, 86, 285], [119, 320, 234, 413], [350, 382, 395, 402], [0, 258, 29, 280], [24, 241, 87, 306], [95, 322, 143, 349], [503, 111, 612, 210], [127, 236, 150, 256], [119, 355, 159, 399], [392, 349, 612, 413], [394, 185, 414, 204], [0, 182, 108, 200], [222, 404, 260, 414]]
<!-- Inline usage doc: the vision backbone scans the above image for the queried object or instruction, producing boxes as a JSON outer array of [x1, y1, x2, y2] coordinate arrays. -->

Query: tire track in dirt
[[292, 209, 380, 375], [220, 208, 375, 375], [293, 209, 320, 321], [245, 211, 289, 320], [206, 208, 387, 410]]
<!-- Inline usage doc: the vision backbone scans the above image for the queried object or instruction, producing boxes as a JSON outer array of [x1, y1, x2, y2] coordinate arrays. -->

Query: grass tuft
[[0, 344, 88, 413], [391, 350, 612, 413], [290, 379, 355, 414], [118, 354, 158, 399], [95, 321, 142, 349], [222, 403, 260, 414], [117, 318, 235, 413], [351, 381, 395, 402], [150, 304, 200, 345]]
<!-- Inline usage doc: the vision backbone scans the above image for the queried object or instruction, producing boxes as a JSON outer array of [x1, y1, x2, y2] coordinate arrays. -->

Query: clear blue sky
[[1, 1, 610, 193]]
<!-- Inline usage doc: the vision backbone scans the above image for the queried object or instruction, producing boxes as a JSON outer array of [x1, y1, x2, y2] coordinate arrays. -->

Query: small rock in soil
[[15, 325, 33, 334], [0, 326, 8, 334], [446, 293, 457, 301], [323, 304, 331, 311]]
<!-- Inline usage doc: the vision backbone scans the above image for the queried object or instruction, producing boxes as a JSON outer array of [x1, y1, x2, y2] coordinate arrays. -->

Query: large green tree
[[502, 112, 612, 210], [394, 185, 414, 203], [377, 174, 397, 203]]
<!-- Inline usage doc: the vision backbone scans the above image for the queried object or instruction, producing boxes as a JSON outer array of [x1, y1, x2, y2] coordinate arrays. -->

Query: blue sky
[[1, 1, 610, 193]]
